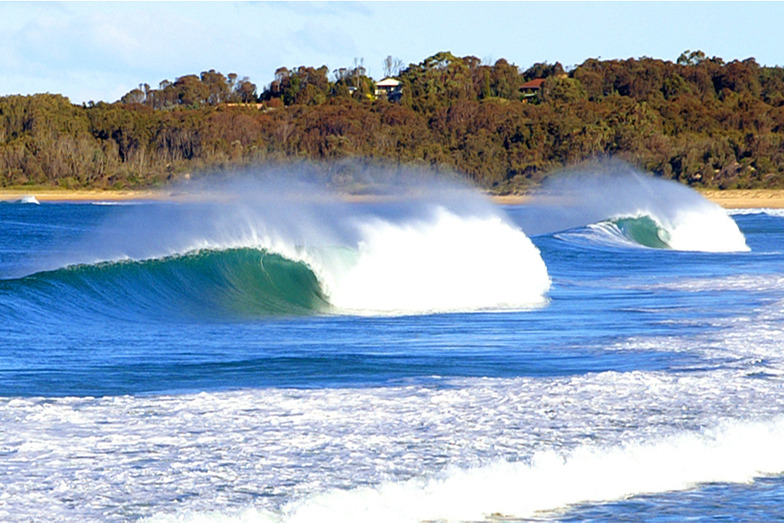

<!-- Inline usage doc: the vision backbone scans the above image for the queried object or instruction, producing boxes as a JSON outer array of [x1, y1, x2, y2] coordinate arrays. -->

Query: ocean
[[1, 172, 784, 522]]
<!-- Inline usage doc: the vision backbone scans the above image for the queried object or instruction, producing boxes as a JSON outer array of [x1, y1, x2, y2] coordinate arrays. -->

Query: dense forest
[[2, 50, 784, 192]]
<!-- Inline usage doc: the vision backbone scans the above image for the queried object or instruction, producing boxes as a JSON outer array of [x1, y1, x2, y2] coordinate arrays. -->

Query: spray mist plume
[[12, 165, 550, 317], [511, 161, 749, 252]]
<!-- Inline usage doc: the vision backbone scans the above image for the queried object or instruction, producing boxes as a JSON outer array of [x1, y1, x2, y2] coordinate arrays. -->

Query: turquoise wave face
[[1, 248, 329, 322], [612, 216, 672, 249]]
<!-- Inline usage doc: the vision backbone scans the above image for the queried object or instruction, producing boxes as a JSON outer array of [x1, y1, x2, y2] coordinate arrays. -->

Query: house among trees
[[520, 78, 545, 101], [375, 77, 402, 102]]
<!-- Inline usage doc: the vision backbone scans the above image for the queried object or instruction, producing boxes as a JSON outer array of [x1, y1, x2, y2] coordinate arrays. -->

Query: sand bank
[[2, 188, 784, 209], [0, 189, 164, 202], [697, 189, 784, 209], [490, 190, 784, 208]]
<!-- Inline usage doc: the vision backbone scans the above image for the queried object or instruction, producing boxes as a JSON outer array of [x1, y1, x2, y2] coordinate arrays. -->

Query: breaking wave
[[578, 209, 750, 251], [2, 178, 551, 319], [0, 195, 39, 205], [729, 208, 784, 218], [513, 164, 750, 252]]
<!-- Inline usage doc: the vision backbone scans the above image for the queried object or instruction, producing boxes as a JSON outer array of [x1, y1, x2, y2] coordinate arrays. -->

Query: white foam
[[729, 208, 784, 218], [641, 273, 784, 293], [15, 195, 40, 205], [276, 417, 784, 523], [5, 359, 784, 522], [315, 207, 550, 314], [662, 207, 749, 252]]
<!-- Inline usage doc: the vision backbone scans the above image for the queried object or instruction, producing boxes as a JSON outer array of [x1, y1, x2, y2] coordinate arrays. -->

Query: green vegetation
[[2, 51, 784, 192]]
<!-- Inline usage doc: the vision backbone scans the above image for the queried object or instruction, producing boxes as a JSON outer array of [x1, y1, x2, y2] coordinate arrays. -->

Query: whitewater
[[2, 170, 784, 522]]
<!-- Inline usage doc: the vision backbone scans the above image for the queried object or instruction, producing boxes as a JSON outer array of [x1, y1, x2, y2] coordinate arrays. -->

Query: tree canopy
[[2, 51, 784, 191]]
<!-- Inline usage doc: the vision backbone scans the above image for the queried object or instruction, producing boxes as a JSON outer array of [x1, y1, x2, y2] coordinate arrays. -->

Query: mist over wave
[[512, 162, 749, 252], [6, 168, 550, 317]]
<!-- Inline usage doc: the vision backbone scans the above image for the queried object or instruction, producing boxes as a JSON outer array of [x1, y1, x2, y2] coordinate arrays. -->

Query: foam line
[[277, 417, 784, 523], [143, 417, 784, 523]]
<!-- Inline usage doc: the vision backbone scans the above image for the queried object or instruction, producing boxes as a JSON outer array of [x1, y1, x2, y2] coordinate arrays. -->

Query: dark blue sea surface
[[1, 189, 783, 522]]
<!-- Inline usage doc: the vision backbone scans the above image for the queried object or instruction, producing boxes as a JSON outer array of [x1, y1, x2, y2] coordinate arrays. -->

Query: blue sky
[[1, 1, 781, 104]]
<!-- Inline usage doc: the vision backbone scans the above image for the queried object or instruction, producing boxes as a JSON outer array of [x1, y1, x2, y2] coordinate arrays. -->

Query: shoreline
[[2, 188, 784, 209]]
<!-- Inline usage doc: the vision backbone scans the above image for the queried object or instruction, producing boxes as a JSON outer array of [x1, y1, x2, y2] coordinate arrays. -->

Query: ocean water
[[1, 176, 784, 522]]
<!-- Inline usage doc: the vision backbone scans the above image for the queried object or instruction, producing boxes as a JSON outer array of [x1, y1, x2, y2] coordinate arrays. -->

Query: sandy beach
[[697, 189, 784, 209], [2, 188, 784, 209], [0, 189, 164, 203]]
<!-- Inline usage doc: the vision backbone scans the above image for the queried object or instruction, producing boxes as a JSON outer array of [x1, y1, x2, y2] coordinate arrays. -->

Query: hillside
[[1, 50, 783, 192]]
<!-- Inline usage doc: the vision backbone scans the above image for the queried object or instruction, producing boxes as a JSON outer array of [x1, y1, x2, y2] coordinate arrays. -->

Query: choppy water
[[1, 176, 783, 522]]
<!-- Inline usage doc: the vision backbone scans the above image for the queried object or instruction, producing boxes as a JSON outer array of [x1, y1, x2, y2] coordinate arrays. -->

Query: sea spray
[[511, 162, 749, 252]]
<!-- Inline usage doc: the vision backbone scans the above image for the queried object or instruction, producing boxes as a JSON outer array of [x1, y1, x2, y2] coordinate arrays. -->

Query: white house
[[375, 77, 402, 101]]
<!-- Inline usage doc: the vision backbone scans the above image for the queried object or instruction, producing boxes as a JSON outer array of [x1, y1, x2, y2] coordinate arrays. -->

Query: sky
[[1, 1, 782, 104]]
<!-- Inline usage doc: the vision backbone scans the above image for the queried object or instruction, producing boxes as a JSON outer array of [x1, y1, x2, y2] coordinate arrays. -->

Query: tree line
[[1, 50, 783, 191]]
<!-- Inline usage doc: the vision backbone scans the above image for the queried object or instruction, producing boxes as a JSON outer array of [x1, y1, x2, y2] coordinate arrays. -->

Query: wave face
[[3, 177, 550, 319], [6, 248, 328, 320], [510, 164, 749, 252], [587, 215, 672, 249], [613, 215, 670, 248]]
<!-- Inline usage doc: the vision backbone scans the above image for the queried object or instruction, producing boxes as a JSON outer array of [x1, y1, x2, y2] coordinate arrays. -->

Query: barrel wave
[[511, 164, 749, 252], [3, 212, 550, 320], [582, 208, 749, 251], [590, 215, 672, 249], [1, 177, 551, 320]]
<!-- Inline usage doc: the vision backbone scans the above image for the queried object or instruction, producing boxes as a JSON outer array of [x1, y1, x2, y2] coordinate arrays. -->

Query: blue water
[[1, 187, 784, 522]]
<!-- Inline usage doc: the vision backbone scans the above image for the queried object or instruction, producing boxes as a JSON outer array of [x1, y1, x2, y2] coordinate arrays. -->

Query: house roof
[[376, 77, 402, 87], [520, 78, 545, 89]]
